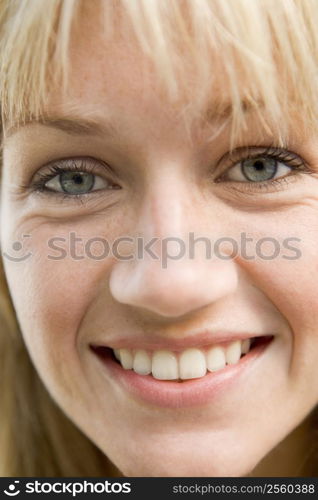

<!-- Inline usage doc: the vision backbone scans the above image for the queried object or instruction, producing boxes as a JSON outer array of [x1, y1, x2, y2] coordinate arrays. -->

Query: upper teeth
[[113, 339, 251, 381]]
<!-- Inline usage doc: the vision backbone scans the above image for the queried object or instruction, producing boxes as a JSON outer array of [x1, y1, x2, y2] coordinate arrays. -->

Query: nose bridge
[[135, 168, 230, 264], [138, 167, 194, 241]]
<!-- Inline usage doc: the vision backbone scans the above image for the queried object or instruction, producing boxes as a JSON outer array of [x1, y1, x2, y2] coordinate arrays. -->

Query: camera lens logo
[[2, 235, 32, 262], [4, 481, 20, 496]]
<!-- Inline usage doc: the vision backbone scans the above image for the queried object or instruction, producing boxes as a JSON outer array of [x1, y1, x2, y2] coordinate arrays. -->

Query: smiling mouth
[[91, 336, 272, 382]]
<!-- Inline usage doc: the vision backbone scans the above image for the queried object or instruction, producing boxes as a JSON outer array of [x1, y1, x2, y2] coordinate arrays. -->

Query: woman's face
[[2, 8, 318, 477]]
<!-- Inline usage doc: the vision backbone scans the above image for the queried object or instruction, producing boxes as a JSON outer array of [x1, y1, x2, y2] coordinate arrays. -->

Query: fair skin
[[1, 6, 318, 476]]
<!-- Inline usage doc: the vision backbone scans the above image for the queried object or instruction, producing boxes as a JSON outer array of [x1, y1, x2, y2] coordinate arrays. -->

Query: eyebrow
[[4, 100, 259, 140], [4, 115, 121, 140]]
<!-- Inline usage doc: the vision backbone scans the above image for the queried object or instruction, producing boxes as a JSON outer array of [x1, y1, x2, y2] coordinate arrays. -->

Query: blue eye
[[45, 170, 109, 194], [226, 156, 291, 183]]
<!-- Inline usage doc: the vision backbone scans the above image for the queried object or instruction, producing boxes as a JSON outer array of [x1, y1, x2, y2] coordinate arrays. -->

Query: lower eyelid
[[30, 186, 121, 208], [221, 174, 301, 195]]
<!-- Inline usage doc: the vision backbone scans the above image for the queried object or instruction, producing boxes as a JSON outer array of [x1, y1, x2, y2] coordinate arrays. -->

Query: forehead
[[54, 11, 205, 121], [44, 3, 262, 145]]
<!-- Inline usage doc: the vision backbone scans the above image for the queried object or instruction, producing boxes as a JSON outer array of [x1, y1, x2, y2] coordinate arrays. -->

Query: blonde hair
[[0, 0, 318, 476]]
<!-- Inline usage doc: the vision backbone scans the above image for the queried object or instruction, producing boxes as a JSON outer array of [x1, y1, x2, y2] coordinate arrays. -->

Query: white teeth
[[225, 340, 241, 365], [120, 349, 134, 370], [241, 338, 251, 354], [179, 348, 207, 380], [133, 350, 152, 375], [115, 338, 254, 380], [152, 350, 178, 380], [206, 346, 226, 372], [114, 349, 121, 361]]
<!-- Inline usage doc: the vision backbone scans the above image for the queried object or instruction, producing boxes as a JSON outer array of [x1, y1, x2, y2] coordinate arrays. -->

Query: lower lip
[[91, 339, 271, 409]]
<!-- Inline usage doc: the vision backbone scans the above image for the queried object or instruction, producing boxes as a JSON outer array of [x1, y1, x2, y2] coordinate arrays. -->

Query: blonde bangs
[[1, 0, 318, 144]]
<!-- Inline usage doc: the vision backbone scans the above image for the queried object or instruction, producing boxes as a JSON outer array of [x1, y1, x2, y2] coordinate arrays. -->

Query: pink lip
[[91, 337, 271, 409]]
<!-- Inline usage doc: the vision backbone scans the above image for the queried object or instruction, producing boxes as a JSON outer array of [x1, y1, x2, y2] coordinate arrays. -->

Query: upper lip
[[90, 329, 270, 352]]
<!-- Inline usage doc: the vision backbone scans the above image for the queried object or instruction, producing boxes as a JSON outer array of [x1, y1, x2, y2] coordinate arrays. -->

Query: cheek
[[237, 208, 318, 390], [2, 221, 115, 383], [249, 255, 318, 389]]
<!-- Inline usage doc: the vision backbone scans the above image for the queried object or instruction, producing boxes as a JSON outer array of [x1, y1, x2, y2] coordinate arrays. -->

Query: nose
[[109, 173, 239, 318]]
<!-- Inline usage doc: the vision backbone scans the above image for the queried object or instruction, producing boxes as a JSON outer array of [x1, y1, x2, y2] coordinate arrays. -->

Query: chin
[[107, 444, 260, 477]]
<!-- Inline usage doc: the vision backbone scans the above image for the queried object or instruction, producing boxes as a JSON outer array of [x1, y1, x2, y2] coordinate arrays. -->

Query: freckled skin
[[2, 5, 318, 477]]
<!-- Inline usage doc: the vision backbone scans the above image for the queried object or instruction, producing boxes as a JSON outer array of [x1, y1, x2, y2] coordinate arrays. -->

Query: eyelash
[[29, 158, 119, 202], [26, 146, 311, 202], [217, 146, 311, 192]]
